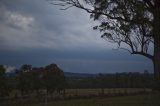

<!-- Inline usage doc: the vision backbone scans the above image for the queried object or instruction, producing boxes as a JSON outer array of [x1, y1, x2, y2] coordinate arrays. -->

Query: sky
[[0, 0, 153, 73]]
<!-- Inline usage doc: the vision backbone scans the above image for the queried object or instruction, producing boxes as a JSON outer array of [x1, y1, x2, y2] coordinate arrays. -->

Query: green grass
[[14, 93, 160, 106], [59, 88, 150, 96]]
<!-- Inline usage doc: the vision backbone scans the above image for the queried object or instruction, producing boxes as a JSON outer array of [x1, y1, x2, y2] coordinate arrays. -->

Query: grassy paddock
[[7, 88, 150, 98], [64, 88, 150, 96], [1, 88, 153, 106], [12, 93, 160, 106]]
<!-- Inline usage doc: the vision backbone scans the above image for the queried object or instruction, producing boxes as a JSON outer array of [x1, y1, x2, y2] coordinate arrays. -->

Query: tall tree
[[52, 0, 160, 80], [43, 64, 66, 94], [0, 65, 9, 97], [16, 64, 33, 96]]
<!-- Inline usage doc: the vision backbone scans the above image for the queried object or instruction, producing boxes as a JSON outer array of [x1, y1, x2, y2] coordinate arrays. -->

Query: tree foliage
[[66, 72, 154, 89], [16, 64, 66, 96], [52, 0, 160, 80], [52, 0, 153, 59], [43, 64, 66, 93], [0, 65, 9, 96]]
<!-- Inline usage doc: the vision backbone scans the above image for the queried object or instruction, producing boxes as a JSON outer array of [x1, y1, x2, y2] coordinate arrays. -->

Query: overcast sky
[[0, 0, 153, 73]]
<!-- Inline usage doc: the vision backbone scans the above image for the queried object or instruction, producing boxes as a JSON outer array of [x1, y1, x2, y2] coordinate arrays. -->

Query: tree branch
[[131, 51, 153, 60], [143, 0, 154, 9]]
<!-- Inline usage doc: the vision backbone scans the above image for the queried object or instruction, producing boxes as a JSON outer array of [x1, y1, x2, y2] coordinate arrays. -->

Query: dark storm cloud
[[0, 0, 107, 50], [0, 49, 153, 73], [0, 0, 153, 73]]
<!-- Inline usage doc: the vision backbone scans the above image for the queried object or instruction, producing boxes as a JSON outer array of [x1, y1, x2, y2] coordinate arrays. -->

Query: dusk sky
[[0, 0, 153, 73]]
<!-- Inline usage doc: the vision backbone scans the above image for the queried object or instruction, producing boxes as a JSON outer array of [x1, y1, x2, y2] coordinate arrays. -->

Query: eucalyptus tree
[[52, 0, 160, 80], [43, 64, 66, 94], [16, 64, 33, 96]]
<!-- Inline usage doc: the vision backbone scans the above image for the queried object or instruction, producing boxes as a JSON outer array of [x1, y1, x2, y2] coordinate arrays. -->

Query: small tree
[[0, 65, 9, 97], [31, 67, 44, 95], [43, 64, 66, 94], [16, 64, 33, 96], [97, 74, 106, 95]]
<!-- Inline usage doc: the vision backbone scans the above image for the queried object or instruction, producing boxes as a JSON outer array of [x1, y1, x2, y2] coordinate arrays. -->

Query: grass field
[[7, 88, 150, 99], [64, 88, 151, 96], [11, 92, 160, 106]]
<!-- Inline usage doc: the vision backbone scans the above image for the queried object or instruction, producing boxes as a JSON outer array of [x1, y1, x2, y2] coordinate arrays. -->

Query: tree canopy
[[0, 65, 9, 96], [52, 0, 160, 80], [16, 64, 66, 96]]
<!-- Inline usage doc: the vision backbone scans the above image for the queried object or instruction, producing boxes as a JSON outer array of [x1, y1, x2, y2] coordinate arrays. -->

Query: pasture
[[6, 88, 151, 100], [2, 88, 157, 106], [12, 93, 160, 106], [64, 88, 150, 96]]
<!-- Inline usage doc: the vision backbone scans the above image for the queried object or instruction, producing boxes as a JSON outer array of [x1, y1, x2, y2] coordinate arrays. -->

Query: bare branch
[[60, 5, 74, 10], [51, 0, 154, 61], [131, 51, 153, 60], [143, 0, 154, 8]]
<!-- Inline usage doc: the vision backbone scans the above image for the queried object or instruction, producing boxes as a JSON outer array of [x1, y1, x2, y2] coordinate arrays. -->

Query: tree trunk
[[45, 89, 48, 106], [154, 41, 160, 81], [153, 0, 160, 81]]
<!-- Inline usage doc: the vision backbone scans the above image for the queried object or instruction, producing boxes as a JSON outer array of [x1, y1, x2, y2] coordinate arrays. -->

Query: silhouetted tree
[[16, 63, 66, 98], [31, 67, 44, 95], [43, 64, 66, 94], [0, 65, 9, 97], [20, 64, 32, 72], [16, 64, 33, 96], [66, 72, 154, 89], [52, 0, 160, 80], [97, 74, 106, 95]]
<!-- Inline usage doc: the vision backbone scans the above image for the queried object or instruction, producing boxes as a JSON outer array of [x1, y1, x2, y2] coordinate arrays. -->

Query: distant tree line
[[0, 64, 66, 99], [66, 71, 156, 89], [0, 63, 159, 100]]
